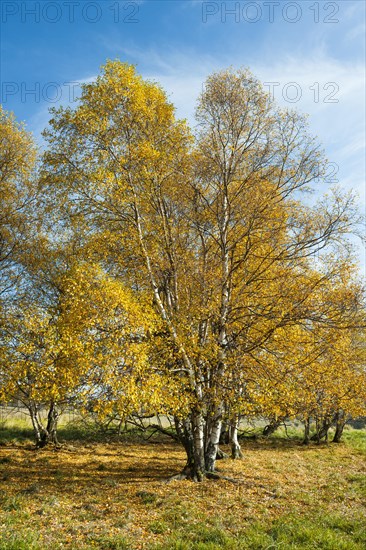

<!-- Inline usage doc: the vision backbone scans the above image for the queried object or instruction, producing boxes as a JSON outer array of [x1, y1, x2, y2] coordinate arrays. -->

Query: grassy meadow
[[0, 414, 365, 549]]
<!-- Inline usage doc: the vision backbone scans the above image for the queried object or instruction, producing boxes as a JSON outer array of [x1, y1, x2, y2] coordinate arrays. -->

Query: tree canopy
[[0, 61, 365, 476]]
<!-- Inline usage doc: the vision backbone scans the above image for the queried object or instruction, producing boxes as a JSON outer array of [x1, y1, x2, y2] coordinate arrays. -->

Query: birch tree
[[0, 249, 158, 446], [42, 62, 364, 478]]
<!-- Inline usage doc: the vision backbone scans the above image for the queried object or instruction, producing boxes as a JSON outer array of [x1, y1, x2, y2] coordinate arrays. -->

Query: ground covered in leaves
[[0, 426, 365, 549]]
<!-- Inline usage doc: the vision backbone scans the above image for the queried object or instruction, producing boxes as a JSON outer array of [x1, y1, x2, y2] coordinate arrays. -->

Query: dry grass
[[0, 429, 365, 549]]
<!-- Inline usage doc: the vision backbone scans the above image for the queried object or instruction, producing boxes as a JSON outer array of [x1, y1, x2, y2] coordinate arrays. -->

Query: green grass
[[153, 512, 366, 549], [0, 532, 42, 550], [343, 428, 366, 453], [250, 513, 366, 549]]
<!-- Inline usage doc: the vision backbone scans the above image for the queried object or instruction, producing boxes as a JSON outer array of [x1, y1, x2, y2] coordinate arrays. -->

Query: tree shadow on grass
[[0, 443, 185, 501]]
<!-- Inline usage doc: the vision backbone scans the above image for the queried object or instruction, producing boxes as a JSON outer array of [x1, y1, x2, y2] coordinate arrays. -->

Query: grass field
[[0, 417, 365, 549]]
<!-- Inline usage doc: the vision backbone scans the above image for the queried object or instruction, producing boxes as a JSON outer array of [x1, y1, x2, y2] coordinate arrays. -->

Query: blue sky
[[1, 0, 365, 270]]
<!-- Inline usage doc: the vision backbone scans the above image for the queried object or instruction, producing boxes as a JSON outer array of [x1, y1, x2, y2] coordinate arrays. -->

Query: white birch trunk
[[205, 415, 222, 472], [230, 417, 243, 459], [192, 412, 206, 480]]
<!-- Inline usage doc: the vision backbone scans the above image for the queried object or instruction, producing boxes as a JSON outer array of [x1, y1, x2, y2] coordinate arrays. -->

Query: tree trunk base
[[216, 448, 229, 460], [164, 464, 205, 483], [36, 434, 62, 449], [231, 445, 243, 459], [164, 465, 242, 484]]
